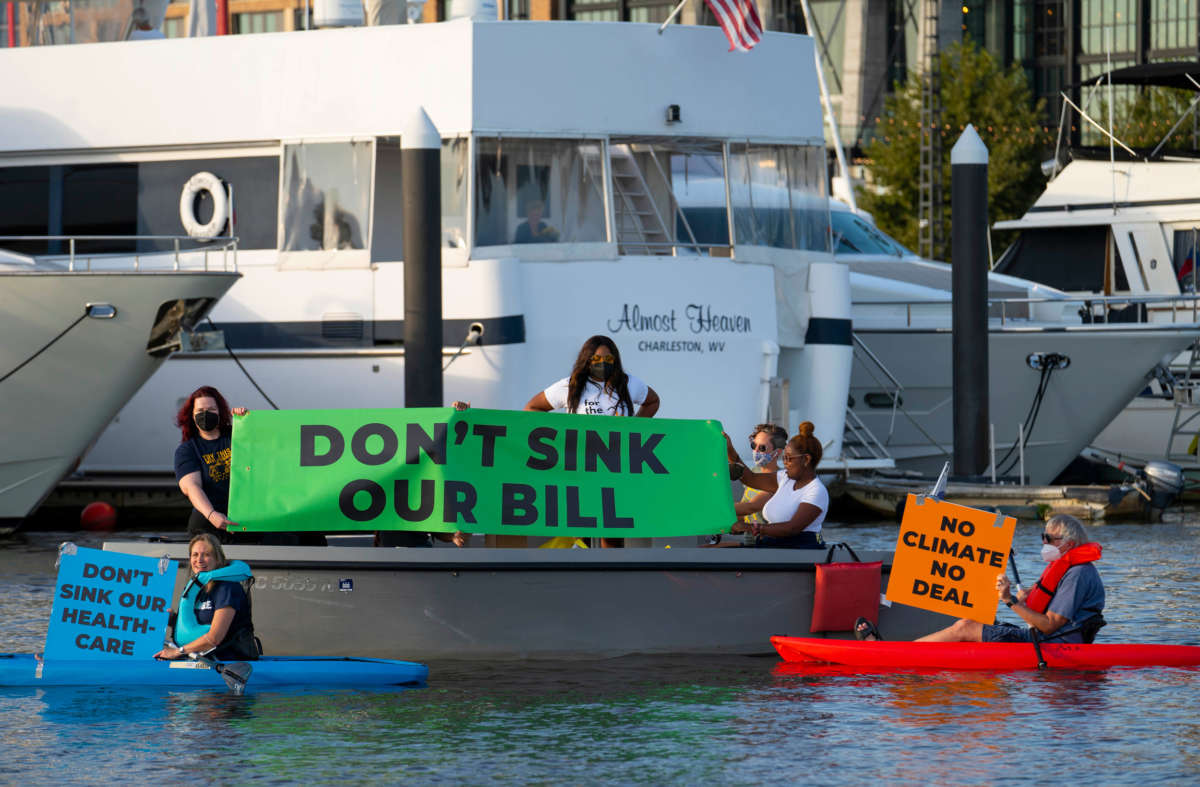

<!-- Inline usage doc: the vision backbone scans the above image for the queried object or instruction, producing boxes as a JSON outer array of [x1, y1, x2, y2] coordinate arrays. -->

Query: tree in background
[[857, 39, 1048, 263], [1095, 87, 1200, 151]]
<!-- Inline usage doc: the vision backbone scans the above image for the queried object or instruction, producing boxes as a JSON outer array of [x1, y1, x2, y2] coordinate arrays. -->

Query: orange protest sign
[[886, 495, 1016, 624]]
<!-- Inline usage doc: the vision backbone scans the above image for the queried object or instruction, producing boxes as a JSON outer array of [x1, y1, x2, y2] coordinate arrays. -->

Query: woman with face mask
[[726, 422, 829, 549], [174, 386, 244, 541], [855, 513, 1106, 643], [524, 335, 660, 546]]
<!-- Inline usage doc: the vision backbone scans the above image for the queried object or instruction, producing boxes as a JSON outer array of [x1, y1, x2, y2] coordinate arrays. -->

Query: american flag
[[704, 0, 763, 52]]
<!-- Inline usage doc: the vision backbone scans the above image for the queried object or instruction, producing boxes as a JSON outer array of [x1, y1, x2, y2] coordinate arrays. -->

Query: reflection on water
[[2, 515, 1199, 783]]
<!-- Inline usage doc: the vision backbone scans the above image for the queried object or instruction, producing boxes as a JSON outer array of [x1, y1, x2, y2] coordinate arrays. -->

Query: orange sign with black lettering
[[886, 495, 1016, 624]]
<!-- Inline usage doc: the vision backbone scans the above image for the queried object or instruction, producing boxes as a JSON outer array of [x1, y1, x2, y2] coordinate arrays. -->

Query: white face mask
[[1040, 543, 1061, 562]]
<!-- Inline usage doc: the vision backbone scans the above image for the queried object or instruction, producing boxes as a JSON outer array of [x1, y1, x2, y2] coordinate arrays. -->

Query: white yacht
[[0, 252, 238, 531], [0, 21, 883, 483], [990, 62, 1200, 467], [829, 200, 1200, 483]]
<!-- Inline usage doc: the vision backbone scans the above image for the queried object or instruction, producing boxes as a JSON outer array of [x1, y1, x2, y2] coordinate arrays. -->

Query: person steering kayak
[[155, 533, 260, 661], [857, 514, 1105, 643]]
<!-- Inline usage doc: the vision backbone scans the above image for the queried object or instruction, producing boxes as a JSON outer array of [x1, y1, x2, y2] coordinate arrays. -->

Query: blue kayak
[[0, 654, 428, 690]]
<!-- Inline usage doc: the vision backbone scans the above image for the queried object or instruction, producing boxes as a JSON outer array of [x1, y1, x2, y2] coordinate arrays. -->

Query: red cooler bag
[[810, 542, 883, 633]]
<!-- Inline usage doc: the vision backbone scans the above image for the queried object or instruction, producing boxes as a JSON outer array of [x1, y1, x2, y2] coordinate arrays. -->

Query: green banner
[[227, 408, 735, 537]]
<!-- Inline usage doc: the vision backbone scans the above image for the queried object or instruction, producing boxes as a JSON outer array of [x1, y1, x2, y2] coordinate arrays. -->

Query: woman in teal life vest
[[154, 533, 260, 661]]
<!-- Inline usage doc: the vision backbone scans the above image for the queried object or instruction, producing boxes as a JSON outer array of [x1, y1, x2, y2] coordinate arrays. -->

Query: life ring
[[179, 171, 229, 240]]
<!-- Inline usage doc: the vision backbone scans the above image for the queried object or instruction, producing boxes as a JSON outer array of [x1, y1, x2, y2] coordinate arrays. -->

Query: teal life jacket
[[174, 560, 254, 647]]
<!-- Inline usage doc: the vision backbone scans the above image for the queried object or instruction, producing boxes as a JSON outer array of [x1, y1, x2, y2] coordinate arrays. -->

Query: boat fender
[[174, 560, 253, 646], [179, 171, 229, 240], [1025, 543, 1101, 614]]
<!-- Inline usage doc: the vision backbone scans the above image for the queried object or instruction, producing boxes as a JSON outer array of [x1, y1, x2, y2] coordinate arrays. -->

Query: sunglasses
[[1041, 532, 1063, 544], [783, 451, 808, 462], [750, 443, 776, 452], [589, 354, 613, 364]]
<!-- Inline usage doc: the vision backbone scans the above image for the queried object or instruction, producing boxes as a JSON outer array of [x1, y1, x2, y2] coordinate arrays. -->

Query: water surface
[[2, 517, 1197, 784]]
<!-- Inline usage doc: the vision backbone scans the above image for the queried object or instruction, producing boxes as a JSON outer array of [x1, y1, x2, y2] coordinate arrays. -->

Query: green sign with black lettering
[[227, 408, 735, 536]]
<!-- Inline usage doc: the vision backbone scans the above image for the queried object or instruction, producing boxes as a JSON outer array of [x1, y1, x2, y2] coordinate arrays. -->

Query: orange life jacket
[[1025, 542, 1102, 614]]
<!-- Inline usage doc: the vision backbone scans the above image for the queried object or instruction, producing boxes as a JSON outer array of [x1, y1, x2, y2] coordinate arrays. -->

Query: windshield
[[831, 210, 913, 257]]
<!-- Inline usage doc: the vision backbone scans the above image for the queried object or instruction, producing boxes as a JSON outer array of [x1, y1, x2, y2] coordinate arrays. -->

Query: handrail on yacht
[[854, 293, 1200, 327], [0, 235, 239, 273]]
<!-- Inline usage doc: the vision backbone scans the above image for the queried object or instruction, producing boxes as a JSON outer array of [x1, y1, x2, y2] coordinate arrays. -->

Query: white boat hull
[[0, 270, 239, 525], [849, 325, 1199, 483]]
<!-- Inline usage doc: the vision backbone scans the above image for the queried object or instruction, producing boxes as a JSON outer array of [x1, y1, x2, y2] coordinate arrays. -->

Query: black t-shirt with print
[[174, 434, 232, 512]]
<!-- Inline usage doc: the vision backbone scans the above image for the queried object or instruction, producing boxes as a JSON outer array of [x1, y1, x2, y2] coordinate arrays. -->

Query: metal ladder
[[850, 332, 951, 458], [1166, 338, 1200, 462], [843, 407, 892, 460], [609, 144, 673, 255]]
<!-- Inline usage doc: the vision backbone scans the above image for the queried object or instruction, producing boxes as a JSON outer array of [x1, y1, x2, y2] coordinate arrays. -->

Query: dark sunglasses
[[1041, 532, 1063, 544], [750, 443, 776, 452]]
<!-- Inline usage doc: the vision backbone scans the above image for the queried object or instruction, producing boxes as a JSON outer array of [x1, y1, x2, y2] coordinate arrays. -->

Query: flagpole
[[798, 0, 856, 212], [657, 0, 691, 34]]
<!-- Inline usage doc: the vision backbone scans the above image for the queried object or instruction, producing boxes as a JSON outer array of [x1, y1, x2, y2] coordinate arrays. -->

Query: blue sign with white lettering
[[45, 545, 178, 660]]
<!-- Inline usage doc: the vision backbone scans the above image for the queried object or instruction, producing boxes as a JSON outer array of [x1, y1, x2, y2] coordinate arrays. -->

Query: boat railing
[[0, 235, 239, 273], [616, 240, 733, 256], [851, 333, 950, 457], [854, 293, 1200, 327]]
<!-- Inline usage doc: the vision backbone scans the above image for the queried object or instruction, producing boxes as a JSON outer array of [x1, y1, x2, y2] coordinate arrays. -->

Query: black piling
[[402, 108, 443, 408], [951, 124, 990, 477]]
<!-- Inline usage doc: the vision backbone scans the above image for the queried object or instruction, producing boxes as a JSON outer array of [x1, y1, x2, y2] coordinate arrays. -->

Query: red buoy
[[80, 501, 117, 531]]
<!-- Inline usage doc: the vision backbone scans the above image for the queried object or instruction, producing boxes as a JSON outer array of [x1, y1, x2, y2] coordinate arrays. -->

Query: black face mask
[[590, 361, 614, 381], [194, 410, 220, 432]]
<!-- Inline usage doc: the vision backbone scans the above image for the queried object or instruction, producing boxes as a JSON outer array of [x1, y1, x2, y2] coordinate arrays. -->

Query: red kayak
[[771, 636, 1200, 670]]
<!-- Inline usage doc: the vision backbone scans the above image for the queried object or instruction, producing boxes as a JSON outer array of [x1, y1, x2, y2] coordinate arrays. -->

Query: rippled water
[[2, 516, 1198, 785]]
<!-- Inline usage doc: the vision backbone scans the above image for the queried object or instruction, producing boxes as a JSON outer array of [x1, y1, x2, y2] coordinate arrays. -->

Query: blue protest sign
[[45, 545, 177, 660]]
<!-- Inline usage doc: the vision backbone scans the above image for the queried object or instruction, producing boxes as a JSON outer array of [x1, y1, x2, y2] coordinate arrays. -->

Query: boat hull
[[849, 325, 1199, 484], [771, 636, 1200, 670], [105, 542, 955, 660], [837, 474, 1146, 521], [0, 654, 428, 688], [0, 270, 239, 525]]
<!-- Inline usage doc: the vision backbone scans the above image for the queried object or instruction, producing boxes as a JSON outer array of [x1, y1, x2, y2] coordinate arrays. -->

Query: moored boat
[[0, 259, 240, 532], [771, 635, 1200, 670], [105, 540, 956, 660], [0, 653, 428, 689]]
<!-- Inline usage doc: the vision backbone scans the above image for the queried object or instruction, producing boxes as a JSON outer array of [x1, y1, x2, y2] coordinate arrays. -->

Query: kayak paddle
[[1009, 549, 1047, 670], [192, 653, 252, 694]]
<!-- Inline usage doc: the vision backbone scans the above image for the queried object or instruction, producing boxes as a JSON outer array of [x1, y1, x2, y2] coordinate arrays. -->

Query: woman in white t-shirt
[[525, 335, 661, 546], [727, 421, 828, 549], [525, 335, 660, 418]]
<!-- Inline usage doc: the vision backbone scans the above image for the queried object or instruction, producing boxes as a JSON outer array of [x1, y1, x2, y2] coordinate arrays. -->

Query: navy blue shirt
[[174, 434, 232, 512], [194, 580, 252, 640]]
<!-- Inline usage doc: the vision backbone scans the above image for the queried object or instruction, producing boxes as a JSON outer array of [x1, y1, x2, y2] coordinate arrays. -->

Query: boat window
[[1173, 228, 1199, 292], [279, 141, 372, 252], [831, 210, 912, 256], [370, 137, 470, 261], [139, 156, 279, 252], [442, 137, 468, 250], [474, 138, 606, 247], [0, 164, 136, 255], [727, 144, 830, 251], [371, 138, 403, 262], [609, 138, 726, 254], [0, 166, 52, 254], [993, 226, 1108, 292], [0, 158, 279, 256]]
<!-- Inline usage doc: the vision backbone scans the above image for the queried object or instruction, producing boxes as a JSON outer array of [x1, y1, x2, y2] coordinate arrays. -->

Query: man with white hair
[[856, 514, 1106, 644]]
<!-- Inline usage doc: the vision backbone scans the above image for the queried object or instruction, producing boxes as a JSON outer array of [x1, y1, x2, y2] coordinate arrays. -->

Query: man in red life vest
[[857, 514, 1106, 643]]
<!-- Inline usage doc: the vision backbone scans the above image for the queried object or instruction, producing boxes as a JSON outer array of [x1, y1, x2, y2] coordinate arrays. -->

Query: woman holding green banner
[[525, 335, 660, 547], [727, 421, 828, 549], [174, 386, 242, 543]]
